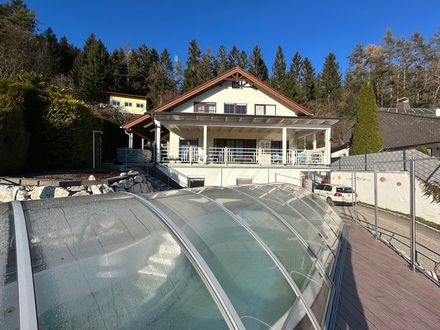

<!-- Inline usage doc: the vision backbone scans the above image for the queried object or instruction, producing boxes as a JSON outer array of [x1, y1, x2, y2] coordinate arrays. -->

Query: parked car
[[313, 184, 357, 206]]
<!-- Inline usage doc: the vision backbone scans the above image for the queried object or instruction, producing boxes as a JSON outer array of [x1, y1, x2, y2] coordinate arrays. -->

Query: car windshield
[[336, 187, 354, 193]]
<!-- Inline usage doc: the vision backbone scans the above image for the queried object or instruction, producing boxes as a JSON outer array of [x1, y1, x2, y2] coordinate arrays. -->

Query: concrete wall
[[162, 165, 312, 187], [332, 171, 440, 225]]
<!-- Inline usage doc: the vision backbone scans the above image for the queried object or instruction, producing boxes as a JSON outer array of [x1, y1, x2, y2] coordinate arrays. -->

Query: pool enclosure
[[0, 183, 345, 329]]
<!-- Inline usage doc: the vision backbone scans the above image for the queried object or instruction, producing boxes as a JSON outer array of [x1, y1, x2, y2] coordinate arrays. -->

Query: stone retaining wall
[[0, 170, 156, 203]]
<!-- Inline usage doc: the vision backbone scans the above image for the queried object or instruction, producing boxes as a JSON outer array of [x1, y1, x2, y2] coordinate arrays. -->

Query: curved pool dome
[[0, 183, 346, 330]]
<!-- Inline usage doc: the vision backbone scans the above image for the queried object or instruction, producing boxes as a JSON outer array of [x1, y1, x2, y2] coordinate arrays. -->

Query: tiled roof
[[379, 109, 440, 149], [380, 107, 437, 117], [343, 109, 440, 149]]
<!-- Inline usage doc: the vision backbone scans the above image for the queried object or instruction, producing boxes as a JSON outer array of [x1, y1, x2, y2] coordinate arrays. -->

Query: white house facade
[[122, 67, 341, 187]]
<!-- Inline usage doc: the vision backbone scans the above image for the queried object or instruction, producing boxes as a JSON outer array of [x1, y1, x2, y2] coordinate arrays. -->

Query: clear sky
[[24, 0, 440, 76]]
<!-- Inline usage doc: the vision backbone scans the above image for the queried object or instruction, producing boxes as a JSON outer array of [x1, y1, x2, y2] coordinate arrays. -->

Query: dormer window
[[194, 102, 216, 113]]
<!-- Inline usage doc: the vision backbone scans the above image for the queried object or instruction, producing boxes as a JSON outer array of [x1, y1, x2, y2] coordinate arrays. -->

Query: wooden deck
[[334, 216, 440, 330]]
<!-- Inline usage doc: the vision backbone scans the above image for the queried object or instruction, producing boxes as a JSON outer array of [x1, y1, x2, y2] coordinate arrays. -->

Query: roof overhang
[[152, 112, 340, 128]]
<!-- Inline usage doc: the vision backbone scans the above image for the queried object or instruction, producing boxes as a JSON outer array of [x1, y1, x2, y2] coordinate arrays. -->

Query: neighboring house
[[344, 98, 440, 157], [102, 91, 148, 115], [122, 67, 341, 186]]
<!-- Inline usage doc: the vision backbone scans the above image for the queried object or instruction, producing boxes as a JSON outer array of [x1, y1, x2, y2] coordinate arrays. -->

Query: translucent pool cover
[[0, 183, 344, 330]]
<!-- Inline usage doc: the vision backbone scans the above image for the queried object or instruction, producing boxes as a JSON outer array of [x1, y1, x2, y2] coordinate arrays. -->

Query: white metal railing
[[160, 146, 327, 166]]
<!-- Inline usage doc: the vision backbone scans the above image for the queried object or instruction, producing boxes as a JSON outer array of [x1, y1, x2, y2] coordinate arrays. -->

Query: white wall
[[164, 166, 308, 187], [173, 81, 298, 116], [332, 171, 440, 225]]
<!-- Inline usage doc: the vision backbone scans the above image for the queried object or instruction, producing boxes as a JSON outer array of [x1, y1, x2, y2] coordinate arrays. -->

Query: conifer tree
[[237, 50, 248, 70], [320, 52, 342, 103], [182, 39, 202, 92], [215, 44, 228, 75], [301, 58, 316, 102], [228, 45, 240, 68], [249, 45, 268, 81], [270, 45, 286, 90], [109, 48, 128, 92], [352, 81, 383, 154]]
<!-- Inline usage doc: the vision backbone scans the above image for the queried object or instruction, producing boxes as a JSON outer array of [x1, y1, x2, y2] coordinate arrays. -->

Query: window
[[111, 100, 120, 106], [124, 102, 132, 107], [224, 103, 247, 114], [232, 81, 241, 88], [255, 104, 276, 115], [188, 178, 205, 188], [194, 102, 216, 113], [236, 178, 253, 185], [136, 103, 144, 108]]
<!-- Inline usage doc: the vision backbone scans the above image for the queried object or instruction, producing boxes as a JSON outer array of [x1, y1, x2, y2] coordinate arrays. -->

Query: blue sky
[[24, 0, 440, 76]]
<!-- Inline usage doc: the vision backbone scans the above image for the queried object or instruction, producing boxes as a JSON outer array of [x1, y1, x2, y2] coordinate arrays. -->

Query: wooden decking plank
[[335, 217, 439, 330]]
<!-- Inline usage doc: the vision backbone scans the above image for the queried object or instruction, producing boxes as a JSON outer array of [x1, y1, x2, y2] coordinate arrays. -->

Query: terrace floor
[[335, 215, 439, 329]]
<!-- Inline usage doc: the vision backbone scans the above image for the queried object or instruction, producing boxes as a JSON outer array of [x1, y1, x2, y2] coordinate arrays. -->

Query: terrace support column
[[313, 133, 317, 150], [141, 138, 145, 150], [155, 120, 161, 163], [203, 125, 208, 165], [325, 128, 331, 165], [129, 133, 133, 149], [282, 128, 287, 165]]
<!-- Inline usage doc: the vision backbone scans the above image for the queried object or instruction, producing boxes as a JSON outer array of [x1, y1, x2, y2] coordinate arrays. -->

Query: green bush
[[0, 93, 29, 174], [44, 88, 99, 167]]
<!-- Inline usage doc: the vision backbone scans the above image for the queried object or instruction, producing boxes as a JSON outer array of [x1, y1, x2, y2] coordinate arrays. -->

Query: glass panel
[[234, 186, 335, 274], [0, 203, 19, 330], [200, 187, 331, 328], [264, 184, 340, 254], [256, 105, 264, 115], [266, 105, 276, 115], [145, 190, 298, 330], [289, 185, 343, 231], [284, 298, 315, 330], [21, 195, 228, 330]]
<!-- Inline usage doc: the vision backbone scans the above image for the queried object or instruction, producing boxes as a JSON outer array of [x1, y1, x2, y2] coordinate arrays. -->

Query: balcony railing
[[160, 146, 326, 166]]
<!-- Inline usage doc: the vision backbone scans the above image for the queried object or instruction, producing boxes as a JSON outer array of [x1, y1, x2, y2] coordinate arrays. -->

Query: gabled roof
[[122, 67, 313, 130], [102, 91, 148, 100]]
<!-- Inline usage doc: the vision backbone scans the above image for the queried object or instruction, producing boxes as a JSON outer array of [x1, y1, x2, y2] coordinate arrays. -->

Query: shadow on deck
[[335, 216, 439, 329]]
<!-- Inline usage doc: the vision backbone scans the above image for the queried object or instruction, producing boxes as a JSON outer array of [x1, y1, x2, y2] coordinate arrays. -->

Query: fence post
[[410, 157, 416, 272], [352, 166, 358, 224], [374, 161, 379, 239]]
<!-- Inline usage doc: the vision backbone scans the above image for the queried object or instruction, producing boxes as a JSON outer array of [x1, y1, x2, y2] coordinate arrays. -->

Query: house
[[102, 91, 148, 115], [343, 98, 440, 157], [122, 67, 341, 186]]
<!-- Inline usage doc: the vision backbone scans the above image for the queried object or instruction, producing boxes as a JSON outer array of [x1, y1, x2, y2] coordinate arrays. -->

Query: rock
[[114, 187, 127, 192], [90, 185, 103, 194], [133, 175, 144, 183], [128, 183, 142, 194], [0, 185, 15, 202], [71, 190, 90, 197], [90, 184, 114, 195], [54, 187, 70, 198], [120, 172, 128, 177], [67, 185, 86, 192], [88, 175, 96, 181], [100, 184, 113, 194], [118, 179, 134, 189], [14, 187, 29, 201], [128, 170, 139, 175], [139, 182, 152, 193], [29, 186, 55, 199]]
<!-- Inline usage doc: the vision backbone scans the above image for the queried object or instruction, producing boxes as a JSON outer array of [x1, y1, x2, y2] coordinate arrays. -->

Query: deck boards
[[335, 216, 440, 330]]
